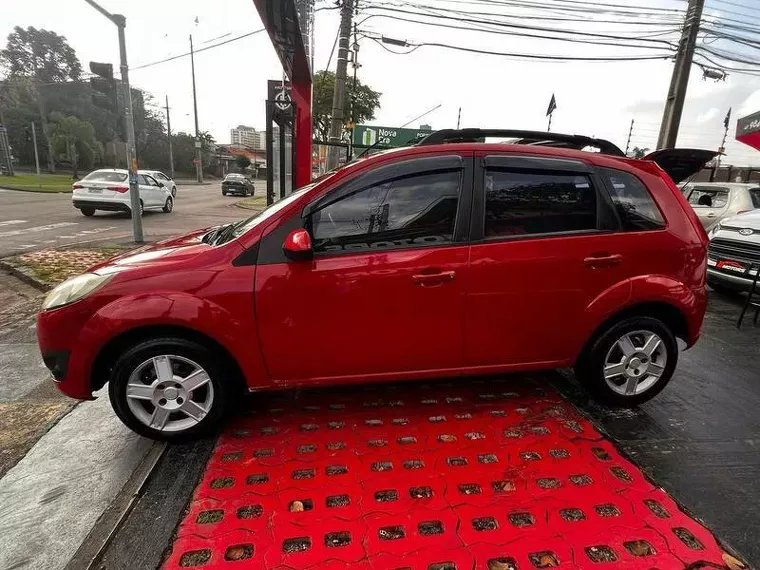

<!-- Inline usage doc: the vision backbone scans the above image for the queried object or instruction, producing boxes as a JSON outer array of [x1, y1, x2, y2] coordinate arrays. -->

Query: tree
[[50, 113, 101, 178], [0, 26, 82, 172], [630, 146, 650, 159], [312, 70, 381, 141], [235, 154, 251, 172]]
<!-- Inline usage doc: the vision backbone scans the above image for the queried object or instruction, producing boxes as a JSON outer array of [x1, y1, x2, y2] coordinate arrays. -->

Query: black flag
[[546, 94, 557, 117], [724, 108, 732, 130]]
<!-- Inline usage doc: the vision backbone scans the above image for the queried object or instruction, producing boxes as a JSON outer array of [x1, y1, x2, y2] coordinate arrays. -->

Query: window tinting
[[84, 171, 127, 182], [310, 170, 461, 253], [687, 187, 729, 208], [484, 170, 597, 238], [602, 168, 665, 230], [750, 188, 760, 209]]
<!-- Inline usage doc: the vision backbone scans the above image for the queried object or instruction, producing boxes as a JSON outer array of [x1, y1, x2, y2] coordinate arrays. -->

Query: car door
[[143, 174, 164, 206], [255, 153, 473, 381], [464, 154, 630, 366], [686, 186, 730, 230]]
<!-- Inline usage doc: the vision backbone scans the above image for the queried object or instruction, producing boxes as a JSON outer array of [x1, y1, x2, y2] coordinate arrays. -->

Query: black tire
[[222, 189, 227, 196], [80, 207, 96, 217], [162, 196, 173, 213], [108, 337, 232, 442], [574, 316, 678, 407]]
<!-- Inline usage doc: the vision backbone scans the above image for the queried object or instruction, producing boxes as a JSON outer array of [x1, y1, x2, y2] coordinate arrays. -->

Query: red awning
[[736, 111, 760, 151]]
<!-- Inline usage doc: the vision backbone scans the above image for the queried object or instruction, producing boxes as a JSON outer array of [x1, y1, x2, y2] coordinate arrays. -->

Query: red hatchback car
[[37, 129, 716, 441]]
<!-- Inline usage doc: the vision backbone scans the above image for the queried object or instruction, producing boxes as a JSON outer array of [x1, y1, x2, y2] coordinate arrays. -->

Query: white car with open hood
[[707, 209, 760, 293]]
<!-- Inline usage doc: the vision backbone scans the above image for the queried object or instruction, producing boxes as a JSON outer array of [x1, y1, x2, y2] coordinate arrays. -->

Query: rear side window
[[310, 169, 461, 253], [687, 186, 729, 208], [84, 171, 127, 182], [484, 169, 597, 238], [750, 188, 760, 208], [602, 168, 665, 231]]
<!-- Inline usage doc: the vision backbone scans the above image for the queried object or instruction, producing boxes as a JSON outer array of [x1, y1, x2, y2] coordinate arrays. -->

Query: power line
[[131, 28, 266, 71]]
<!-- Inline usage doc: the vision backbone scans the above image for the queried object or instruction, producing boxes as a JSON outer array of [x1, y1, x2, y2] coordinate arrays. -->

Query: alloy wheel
[[603, 330, 667, 396], [125, 355, 214, 433]]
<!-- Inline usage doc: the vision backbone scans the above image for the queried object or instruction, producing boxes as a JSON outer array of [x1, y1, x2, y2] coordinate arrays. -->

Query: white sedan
[[72, 169, 174, 217], [140, 170, 177, 197]]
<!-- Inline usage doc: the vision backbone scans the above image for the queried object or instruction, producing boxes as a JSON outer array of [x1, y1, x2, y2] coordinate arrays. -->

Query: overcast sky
[[3, 0, 760, 166]]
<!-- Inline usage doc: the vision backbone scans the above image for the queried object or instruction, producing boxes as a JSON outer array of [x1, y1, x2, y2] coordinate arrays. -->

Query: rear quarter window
[[602, 168, 665, 231]]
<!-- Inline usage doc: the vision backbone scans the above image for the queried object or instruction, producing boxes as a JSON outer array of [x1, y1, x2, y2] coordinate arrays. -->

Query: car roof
[[90, 168, 128, 174]]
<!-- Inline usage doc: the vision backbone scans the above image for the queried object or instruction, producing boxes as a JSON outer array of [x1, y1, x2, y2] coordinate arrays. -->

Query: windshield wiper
[[202, 223, 235, 245]]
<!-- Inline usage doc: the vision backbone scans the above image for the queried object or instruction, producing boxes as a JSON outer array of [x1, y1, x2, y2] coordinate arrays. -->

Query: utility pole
[[348, 23, 360, 158], [715, 107, 731, 170], [327, 0, 354, 169], [165, 95, 175, 179], [190, 35, 203, 183], [84, 0, 143, 242], [625, 119, 634, 156], [657, 0, 705, 149], [456, 107, 462, 129], [31, 122, 41, 186]]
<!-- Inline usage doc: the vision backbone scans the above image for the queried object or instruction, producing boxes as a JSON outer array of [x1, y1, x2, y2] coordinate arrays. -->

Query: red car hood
[[89, 227, 215, 273]]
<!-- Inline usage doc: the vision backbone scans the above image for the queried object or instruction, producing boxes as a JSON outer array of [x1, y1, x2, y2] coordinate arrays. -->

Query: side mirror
[[283, 229, 313, 261], [157, 181, 165, 188]]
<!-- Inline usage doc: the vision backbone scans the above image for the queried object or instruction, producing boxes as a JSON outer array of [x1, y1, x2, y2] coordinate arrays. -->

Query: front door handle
[[707, 212, 717, 218], [412, 270, 456, 286], [584, 254, 623, 268]]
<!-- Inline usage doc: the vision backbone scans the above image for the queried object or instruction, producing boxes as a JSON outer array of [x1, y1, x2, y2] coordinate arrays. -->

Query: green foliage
[[312, 70, 381, 141], [49, 113, 102, 176], [630, 146, 650, 159], [235, 155, 252, 172], [0, 26, 81, 82]]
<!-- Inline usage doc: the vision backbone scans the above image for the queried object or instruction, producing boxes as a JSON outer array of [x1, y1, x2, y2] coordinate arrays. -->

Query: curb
[[0, 259, 52, 292]]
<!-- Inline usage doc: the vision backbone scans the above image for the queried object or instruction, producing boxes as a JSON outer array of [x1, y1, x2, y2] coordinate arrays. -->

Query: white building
[[230, 125, 263, 150]]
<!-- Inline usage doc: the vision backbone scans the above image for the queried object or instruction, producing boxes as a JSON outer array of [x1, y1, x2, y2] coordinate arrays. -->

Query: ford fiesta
[[37, 129, 716, 441]]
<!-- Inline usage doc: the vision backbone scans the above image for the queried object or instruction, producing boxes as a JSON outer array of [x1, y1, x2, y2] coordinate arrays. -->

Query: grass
[[235, 195, 267, 211], [9, 247, 131, 286], [0, 173, 76, 193]]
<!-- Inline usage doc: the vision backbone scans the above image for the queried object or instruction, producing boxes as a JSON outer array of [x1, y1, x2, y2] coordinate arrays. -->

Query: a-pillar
[[292, 77, 313, 188]]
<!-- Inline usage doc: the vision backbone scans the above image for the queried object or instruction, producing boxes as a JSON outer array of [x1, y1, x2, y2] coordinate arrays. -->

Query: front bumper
[[37, 302, 98, 400], [707, 267, 759, 292]]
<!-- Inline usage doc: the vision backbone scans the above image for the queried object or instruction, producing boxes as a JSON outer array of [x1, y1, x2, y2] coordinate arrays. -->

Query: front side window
[[750, 188, 760, 209], [484, 169, 597, 238], [309, 169, 461, 253], [687, 186, 729, 208], [602, 168, 665, 230]]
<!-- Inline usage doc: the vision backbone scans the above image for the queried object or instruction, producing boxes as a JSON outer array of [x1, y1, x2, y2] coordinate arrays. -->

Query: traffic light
[[89, 61, 116, 112]]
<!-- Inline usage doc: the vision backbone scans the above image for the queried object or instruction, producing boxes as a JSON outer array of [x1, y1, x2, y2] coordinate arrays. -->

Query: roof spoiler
[[642, 149, 719, 184]]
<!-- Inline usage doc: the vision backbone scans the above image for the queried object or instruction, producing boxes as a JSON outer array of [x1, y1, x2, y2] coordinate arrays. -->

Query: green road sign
[[353, 125, 432, 148]]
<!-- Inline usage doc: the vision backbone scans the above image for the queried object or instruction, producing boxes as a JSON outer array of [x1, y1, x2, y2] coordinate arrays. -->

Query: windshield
[[230, 183, 316, 239], [84, 171, 127, 182]]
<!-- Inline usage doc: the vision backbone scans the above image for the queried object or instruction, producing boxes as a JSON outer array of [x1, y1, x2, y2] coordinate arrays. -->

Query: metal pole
[[657, 0, 705, 149], [190, 35, 203, 183], [83, 0, 143, 242], [165, 95, 174, 179], [625, 119, 634, 155], [716, 121, 729, 170], [547, 113, 553, 132], [326, 0, 354, 169], [456, 107, 461, 129], [116, 17, 143, 242], [31, 122, 41, 186], [349, 23, 359, 159]]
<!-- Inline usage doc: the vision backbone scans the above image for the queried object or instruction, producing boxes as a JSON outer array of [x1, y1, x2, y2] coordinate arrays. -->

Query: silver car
[[683, 182, 760, 231], [707, 209, 760, 293]]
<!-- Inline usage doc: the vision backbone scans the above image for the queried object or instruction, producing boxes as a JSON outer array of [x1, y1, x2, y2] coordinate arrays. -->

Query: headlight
[[708, 223, 721, 238], [42, 273, 113, 310]]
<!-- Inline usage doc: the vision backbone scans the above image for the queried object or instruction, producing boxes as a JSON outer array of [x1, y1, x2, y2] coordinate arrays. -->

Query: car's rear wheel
[[108, 338, 231, 441], [80, 207, 96, 217], [163, 196, 173, 213], [129, 200, 144, 217], [575, 316, 677, 407]]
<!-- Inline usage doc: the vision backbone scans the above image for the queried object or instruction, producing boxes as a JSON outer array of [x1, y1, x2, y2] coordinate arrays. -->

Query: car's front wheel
[[575, 316, 677, 407], [163, 196, 173, 213], [108, 338, 231, 441]]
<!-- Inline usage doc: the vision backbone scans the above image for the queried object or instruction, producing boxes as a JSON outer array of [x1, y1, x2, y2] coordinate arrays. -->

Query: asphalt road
[[0, 182, 261, 258]]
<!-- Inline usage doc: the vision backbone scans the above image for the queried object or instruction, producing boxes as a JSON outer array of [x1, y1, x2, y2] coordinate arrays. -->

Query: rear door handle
[[412, 270, 456, 286], [584, 254, 623, 268]]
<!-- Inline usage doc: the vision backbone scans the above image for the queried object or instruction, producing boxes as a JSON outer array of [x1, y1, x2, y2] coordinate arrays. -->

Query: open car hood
[[643, 149, 719, 184]]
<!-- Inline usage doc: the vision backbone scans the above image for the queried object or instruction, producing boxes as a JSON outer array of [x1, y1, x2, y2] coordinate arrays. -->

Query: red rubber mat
[[163, 377, 743, 570]]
